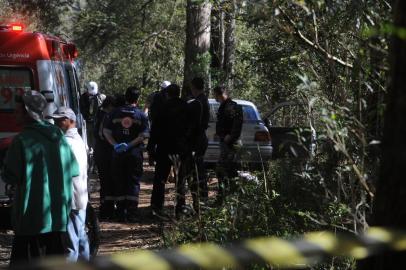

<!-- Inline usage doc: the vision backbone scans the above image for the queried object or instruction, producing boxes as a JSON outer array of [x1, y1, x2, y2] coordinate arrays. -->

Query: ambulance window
[[66, 68, 79, 114], [0, 67, 33, 112]]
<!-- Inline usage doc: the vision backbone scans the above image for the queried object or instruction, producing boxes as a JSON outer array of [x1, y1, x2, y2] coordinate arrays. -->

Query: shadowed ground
[[0, 162, 218, 266]]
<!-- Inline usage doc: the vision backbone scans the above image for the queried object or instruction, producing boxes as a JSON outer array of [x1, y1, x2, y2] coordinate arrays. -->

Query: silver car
[[204, 99, 273, 166]]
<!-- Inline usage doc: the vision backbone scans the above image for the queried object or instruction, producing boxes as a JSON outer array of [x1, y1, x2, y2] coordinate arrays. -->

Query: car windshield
[[209, 103, 259, 122], [0, 67, 33, 112]]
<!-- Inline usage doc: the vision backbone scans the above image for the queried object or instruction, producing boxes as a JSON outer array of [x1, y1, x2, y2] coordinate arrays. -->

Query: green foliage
[[0, 1, 393, 268], [164, 160, 355, 269], [73, 0, 186, 99]]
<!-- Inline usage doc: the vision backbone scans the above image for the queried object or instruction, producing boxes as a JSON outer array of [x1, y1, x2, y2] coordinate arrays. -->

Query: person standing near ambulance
[[2, 91, 79, 265], [48, 107, 90, 262], [103, 86, 149, 222], [80, 81, 105, 149], [94, 96, 117, 220]]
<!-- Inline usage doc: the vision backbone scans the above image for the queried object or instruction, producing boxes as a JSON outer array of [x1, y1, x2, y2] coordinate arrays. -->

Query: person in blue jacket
[[103, 86, 149, 222]]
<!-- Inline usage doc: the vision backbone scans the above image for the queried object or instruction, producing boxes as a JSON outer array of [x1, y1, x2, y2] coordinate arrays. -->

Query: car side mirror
[[40, 90, 54, 103]]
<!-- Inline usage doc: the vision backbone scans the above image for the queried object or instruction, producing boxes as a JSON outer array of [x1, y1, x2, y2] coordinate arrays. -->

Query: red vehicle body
[[0, 25, 100, 257], [0, 23, 86, 201], [0, 23, 84, 148]]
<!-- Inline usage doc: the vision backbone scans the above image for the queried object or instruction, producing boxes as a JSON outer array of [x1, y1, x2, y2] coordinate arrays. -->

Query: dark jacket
[[216, 98, 243, 145], [80, 93, 103, 122], [149, 90, 167, 124], [187, 93, 209, 154], [154, 97, 189, 155]]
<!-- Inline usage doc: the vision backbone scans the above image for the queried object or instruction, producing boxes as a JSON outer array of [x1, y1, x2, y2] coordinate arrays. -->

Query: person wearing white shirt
[[48, 106, 89, 261]]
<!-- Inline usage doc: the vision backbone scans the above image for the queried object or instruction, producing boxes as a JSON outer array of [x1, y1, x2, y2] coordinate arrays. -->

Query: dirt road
[[0, 164, 179, 266]]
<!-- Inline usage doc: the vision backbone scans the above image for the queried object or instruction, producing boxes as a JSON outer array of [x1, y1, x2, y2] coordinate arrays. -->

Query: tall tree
[[210, 0, 225, 86], [183, 0, 212, 97], [223, 0, 236, 91], [359, 0, 406, 269]]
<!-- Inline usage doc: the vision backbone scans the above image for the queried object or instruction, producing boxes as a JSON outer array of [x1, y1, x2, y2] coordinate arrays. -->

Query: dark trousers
[[216, 142, 238, 199], [10, 232, 67, 266], [95, 140, 114, 215], [151, 153, 183, 211], [112, 147, 143, 216], [176, 153, 208, 212]]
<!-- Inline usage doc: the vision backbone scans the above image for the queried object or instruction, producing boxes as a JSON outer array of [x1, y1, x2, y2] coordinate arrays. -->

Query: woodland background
[[1, 1, 403, 269]]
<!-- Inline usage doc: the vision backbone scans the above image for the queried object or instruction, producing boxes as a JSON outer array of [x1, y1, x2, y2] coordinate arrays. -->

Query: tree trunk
[[223, 0, 236, 92], [358, 1, 406, 269], [210, 0, 225, 86], [183, 0, 212, 98]]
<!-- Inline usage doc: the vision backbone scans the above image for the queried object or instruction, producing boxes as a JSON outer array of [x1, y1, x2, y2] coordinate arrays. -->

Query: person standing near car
[[103, 86, 149, 222], [48, 107, 90, 262], [213, 86, 243, 202], [177, 77, 210, 216], [2, 91, 79, 265], [150, 84, 189, 217]]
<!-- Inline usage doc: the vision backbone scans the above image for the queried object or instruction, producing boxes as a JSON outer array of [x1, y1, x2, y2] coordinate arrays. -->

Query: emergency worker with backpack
[[80, 81, 105, 149], [103, 87, 149, 222]]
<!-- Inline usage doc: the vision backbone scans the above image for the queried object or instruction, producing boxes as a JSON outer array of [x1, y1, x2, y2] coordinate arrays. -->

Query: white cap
[[48, 106, 77, 122], [161, 80, 171, 89], [87, 81, 98, 95]]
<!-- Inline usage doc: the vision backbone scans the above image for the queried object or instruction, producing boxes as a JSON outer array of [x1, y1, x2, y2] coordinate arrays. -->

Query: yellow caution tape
[[111, 250, 171, 270], [177, 243, 238, 269], [13, 227, 406, 270], [245, 237, 308, 268]]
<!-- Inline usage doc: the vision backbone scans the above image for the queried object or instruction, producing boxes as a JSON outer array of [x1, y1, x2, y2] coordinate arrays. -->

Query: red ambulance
[[0, 23, 99, 256], [0, 22, 87, 197]]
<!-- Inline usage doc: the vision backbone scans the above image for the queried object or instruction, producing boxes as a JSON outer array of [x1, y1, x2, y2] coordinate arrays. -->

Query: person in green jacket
[[1, 90, 79, 265]]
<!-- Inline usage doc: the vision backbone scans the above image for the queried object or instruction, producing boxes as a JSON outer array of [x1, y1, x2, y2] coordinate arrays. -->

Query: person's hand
[[114, 143, 128, 153]]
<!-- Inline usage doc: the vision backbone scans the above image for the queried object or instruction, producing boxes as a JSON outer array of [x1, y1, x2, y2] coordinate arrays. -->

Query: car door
[[264, 101, 315, 159]]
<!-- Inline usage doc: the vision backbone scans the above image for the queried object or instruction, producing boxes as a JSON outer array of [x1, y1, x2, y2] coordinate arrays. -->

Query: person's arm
[[103, 128, 117, 146], [103, 111, 119, 146], [128, 112, 149, 148], [2, 138, 23, 185]]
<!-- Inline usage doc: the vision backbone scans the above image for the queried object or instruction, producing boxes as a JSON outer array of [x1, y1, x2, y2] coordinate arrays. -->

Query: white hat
[[48, 106, 77, 122], [161, 80, 171, 89], [87, 81, 98, 95]]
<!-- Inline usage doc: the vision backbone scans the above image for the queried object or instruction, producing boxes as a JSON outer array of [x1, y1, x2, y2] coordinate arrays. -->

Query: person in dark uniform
[[94, 96, 116, 220], [146, 81, 170, 166], [103, 87, 149, 222], [213, 86, 243, 201], [150, 84, 188, 216], [177, 77, 210, 216]]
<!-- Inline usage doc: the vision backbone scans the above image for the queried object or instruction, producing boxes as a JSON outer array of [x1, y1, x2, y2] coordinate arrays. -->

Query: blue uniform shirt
[[106, 105, 149, 145]]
